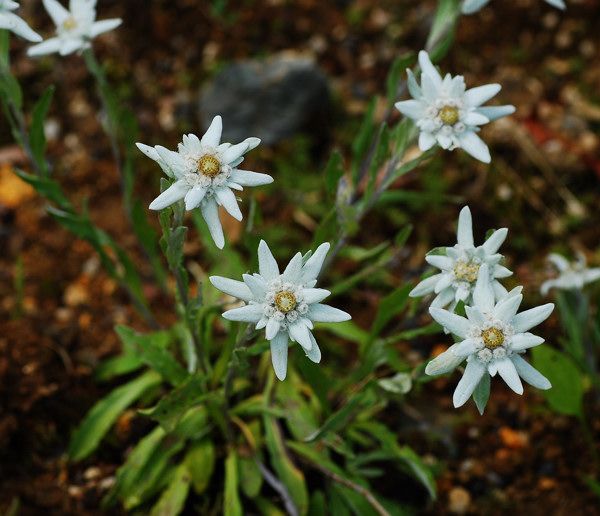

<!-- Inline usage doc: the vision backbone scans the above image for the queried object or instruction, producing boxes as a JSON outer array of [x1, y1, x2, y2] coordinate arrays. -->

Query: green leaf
[[354, 421, 436, 499], [304, 390, 374, 443], [150, 463, 191, 516], [141, 375, 214, 432], [317, 321, 369, 346], [14, 170, 70, 208], [69, 371, 161, 461], [224, 450, 243, 516], [115, 326, 187, 387], [0, 29, 9, 67], [239, 456, 263, 498], [106, 425, 166, 507], [473, 373, 490, 415], [263, 417, 308, 515], [386, 54, 412, 107], [95, 353, 144, 382], [324, 150, 344, 198], [531, 346, 584, 416], [351, 97, 377, 186], [184, 440, 215, 495], [0, 67, 22, 109], [370, 285, 411, 337], [425, 0, 460, 60], [30, 86, 55, 174]]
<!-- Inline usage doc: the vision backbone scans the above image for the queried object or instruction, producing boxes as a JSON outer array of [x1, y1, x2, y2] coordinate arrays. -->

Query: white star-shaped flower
[[541, 252, 600, 295], [410, 206, 512, 312], [138, 116, 273, 249], [0, 0, 42, 42], [462, 0, 565, 14], [395, 51, 515, 163], [210, 240, 351, 380], [27, 0, 122, 57], [427, 265, 554, 408]]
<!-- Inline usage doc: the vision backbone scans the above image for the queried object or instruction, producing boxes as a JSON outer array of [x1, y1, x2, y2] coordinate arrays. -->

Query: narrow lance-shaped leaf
[[224, 449, 243, 516], [30, 85, 55, 175], [150, 463, 191, 516], [69, 371, 162, 461]]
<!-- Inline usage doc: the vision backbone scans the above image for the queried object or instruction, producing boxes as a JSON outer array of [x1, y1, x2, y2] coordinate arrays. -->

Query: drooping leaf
[[69, 371, 162, 461]]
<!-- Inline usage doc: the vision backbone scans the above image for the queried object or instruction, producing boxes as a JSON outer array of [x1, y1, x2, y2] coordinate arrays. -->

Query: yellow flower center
[[454, 260, 480, 283], [197, 154, 221, 177], [439, 105, 459, 126], [481, 327, 505, 349], [274, 291, 297, 313], [63, 17, 78, 31]]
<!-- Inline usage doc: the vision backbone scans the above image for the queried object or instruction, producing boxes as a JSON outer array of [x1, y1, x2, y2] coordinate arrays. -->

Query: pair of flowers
[[411, 207, 555, 409], [139, 116, 351, 381], [1, 0, 121, 54]]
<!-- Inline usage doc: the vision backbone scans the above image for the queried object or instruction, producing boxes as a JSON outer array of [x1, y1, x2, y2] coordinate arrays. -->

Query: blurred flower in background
[[28, 0, 122, 57], [541, 252, 600, 295], [462, 0, 566, 14], [0, 0, 41, 42], [395, 51, 515, 163]]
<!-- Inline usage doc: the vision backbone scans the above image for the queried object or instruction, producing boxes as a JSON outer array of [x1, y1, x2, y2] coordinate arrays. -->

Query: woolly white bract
[[394, 51, 515, 163], [410, 206, 512, 312], [28, 0, 122, 57], [541, 252, 600, 295], [426, 266, 554, 408], [138, 115, 273, 249], [0, 1, 41, 42], [462, 0, 565, 14], [210, 240, 351, 380]]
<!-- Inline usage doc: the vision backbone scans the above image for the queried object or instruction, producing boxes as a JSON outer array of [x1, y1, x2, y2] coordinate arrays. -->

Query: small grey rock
[[199, 54, 332, 146]]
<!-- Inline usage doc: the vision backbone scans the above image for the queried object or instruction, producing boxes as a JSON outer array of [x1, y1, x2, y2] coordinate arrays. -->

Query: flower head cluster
[[462, 0, 565, 14], [138, 115, 273, 249], [541, 252, 600, 296], [410, 206, 512, 313], [395, 51, 515, 163], [210, 241, 351, 380], [0, 1, 41, 42], [28, 0, 122, 57], [427, 265, 554, 408], [415, 207, 554, 410]]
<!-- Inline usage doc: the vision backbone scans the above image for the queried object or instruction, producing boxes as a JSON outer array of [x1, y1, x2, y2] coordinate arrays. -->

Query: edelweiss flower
[[210, 240, 351, 380], [138, 115, 273, 249], [462, 0, 565, 14], [410, 206, 512, 312], [427, 266, 554, 408], [28, 0, 122, 57], [0, 1, 42, 42], [541, 252, 600, 295], [395, 51, 515, 163]]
